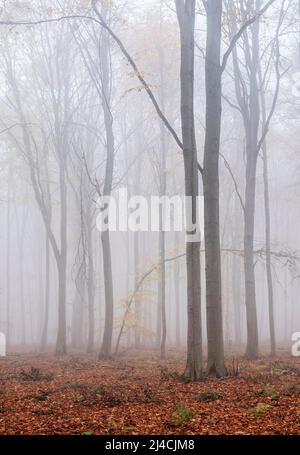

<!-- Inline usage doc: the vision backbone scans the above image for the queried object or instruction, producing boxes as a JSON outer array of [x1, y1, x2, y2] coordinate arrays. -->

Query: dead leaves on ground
[[1, 352, 300, 434]]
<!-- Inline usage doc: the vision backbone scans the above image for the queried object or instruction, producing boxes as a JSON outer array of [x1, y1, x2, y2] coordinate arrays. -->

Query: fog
[[0, 0, 300, 377]]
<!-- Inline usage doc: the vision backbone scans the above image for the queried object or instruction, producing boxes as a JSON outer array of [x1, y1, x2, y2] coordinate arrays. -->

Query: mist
[[0, 0, 300, 437]]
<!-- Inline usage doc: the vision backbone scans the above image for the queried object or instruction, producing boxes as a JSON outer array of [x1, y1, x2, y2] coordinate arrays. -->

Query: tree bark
[[41, 234, 50, 351], [176, 0, 202, 381], [6, 166, 11, 346], [244, 151, 259, 359], [86, 203, 95, 353], [55, 158, 67, 355], [99, 3, 115, 359], [159, 48, 167, 359], [100, 229, 114, 358], [134, 228, 141, 349], [230, 2, 260, 359], [203, 0, 226, 377], [262, 140, 275, 356], [134, 138, 142, 349], [243, 15, 260, 357], [174, 232, 181, 350]]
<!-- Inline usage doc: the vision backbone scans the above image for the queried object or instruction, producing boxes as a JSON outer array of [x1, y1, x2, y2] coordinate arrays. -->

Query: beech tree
[[228, 0, 286, 358]]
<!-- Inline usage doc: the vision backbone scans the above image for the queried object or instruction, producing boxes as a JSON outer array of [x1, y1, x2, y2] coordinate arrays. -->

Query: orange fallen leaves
[[0, 352, 300, 435]]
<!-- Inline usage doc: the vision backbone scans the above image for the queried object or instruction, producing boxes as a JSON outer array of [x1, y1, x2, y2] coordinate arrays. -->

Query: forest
[[0, 0, 300, 439]]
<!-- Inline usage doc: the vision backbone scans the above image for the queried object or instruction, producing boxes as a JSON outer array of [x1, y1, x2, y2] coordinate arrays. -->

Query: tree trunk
[[134, 229, 141, 349], [19, 229, 26, 345], [230, 2, 261, 359], [56, 262, 67, 355], [244, 13, 260, 359], [244, 153, 259, 359], [86, 204, 95, 353], [55, 162, 67, 355], [159, 210, 166, 359], [71, 273, 85, 350], [176, 0, 202, 381], [156, 286, 162, 349], [259, 128, 275, 357], [41, 234, 50, 351], [174, 234, 181, 350], [232, 200, 242, 345], [134, 139, 142, 349], [14, 200, 27, 345], [6, 167, 11, 346], [262, 143, 275, 356], [232, 119, 243, 346], [100, 229, 114, 358], [99, 3, 115, 359], [203, 0, 226, 377], [158, 44, 167, 360]]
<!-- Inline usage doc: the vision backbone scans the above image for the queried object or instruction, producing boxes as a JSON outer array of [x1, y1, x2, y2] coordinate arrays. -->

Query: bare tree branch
[[221, 0, 276, 73], [0, 4, 206, 174], [220, 152, 245, 212]]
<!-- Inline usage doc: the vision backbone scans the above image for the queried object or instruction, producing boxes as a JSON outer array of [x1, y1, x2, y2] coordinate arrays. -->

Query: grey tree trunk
[[134, 141, 142, 349], [100, 230, 114, 358], [134, 228, 141, 349], [71, 272, 85, 350], [203, 0, 226, 377], [41, 234, 50, 351], [176, 0, 202, 381], [230, 3, 260, 359], [159, 201, 166, 359], [262, 141, 275, 356], [99, 4, 115, 359], [19, 237, 26, 345], [243, 20, 261, 357], [244, 152, 259, 358], [156, 280, 162, 349], [14, 200, 27, 345], [260, 82, 276, 355], [258, 41, 277, 356], [231, 116, 243, 346], [86, 204, 95, 353], [232, 195, 242, 346], [159, 62, 167, 359], [174, 232, 181, 350], [55, 158, 67, 355], [6, 167, 11, 346]]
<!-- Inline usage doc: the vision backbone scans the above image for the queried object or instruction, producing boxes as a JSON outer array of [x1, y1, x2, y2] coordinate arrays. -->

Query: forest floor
[[1, 350, 300, 434]]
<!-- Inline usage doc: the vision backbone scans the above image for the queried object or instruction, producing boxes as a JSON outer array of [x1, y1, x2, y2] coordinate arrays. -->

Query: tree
[[175, 0, 202, 380], [202, 0, 226, 377], [97, 3, 115, 359], [75, 2, 116, 358], [202, 0, 274, 373], [1, 22, 76, 355], [258, 1, 286, 356], [228, 0, 285, 358]]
